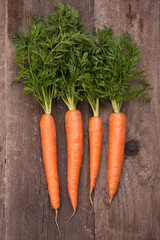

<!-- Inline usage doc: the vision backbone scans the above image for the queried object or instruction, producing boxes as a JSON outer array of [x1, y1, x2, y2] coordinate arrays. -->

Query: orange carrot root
[[89, 117, 102, 195], [40, 114, 60, 210], [108, 113, 126, 201], [65, 110, 83, 213]]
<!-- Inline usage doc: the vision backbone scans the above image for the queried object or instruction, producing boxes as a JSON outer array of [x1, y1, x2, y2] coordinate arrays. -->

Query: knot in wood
[[125, 141, 139, 156]]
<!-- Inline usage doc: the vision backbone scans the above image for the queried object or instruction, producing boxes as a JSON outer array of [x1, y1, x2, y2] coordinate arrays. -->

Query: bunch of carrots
[[10, 3, 151, 234]]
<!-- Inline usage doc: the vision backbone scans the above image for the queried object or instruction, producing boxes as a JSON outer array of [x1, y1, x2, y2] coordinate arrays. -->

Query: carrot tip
[[80, 192, 94, 214], [89, 192, 93, 206], [55, 210, 61, 237], [89, 192, 94, 212], [65, 209, 76, 224], [109, 197, 112, 206]]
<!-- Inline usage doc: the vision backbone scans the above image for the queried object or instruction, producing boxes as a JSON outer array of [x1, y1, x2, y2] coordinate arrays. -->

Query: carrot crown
[[92, 27, 151, 113]]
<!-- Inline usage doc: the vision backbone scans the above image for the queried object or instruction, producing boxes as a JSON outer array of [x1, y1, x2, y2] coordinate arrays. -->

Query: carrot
[[40, 114, 60, 232], [91, 27, 151, 204], [89, 116, 102, 198], [82, 61, 104, 207], [57, 17, 94, 219], [40, 114, 60, 209], [108, 113, 126, 204], [10, 10, 64, 233], [65, 110, 83, 214]]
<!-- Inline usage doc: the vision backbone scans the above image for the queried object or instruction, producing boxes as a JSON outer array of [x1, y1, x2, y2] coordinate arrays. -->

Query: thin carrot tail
[[109, 197, 112, 206], [65, 209, 76, 223], [79, 190, 94, 214], [80, 206, 93, 214], [89, 191, 94, 211], [55, 210, 61, 237]]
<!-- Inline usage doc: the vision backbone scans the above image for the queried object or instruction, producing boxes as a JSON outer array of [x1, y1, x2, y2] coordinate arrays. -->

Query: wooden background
[[0, 0, 160, 239]]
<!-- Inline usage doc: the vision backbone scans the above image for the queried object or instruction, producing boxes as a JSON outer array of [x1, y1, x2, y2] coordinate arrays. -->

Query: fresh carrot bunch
[[10, 2, 151, 231]]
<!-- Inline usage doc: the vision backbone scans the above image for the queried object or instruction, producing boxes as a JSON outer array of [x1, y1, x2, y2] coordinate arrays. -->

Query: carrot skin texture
[[89, 117, 102, 194], [40, 114, 60, 210], [108, 113, 126, 200], [65, 110, 83, 212]]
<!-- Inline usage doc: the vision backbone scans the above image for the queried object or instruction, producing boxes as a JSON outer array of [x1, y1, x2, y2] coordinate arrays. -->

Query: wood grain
[[0, 0, 160, 239], [6, 0, 94, 240], [0, 1, 7, 239], [94, 0, 160, 239]]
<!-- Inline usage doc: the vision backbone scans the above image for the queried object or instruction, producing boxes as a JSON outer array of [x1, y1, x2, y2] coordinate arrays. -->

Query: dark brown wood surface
[[0, 0, 159, 239]]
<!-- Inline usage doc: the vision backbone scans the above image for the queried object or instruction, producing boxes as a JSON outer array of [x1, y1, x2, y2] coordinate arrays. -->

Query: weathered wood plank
[[94, 0, 160, 239], [3, 0, 160, 239], [0, 1, 7, 239], [6, 0, 94, 240]]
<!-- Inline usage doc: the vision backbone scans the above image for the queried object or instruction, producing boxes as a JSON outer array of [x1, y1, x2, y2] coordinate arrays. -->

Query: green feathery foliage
[[90, 26, 151, 113], [57, 34, 94, 110], [9, 3, 93, 113], [47, 4, 95, 110]]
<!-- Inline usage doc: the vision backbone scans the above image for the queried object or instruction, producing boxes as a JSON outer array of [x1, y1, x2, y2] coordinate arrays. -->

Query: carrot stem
[[41, 86, 53, 114], [89, 98, 99, 117], [111, 99, 122, 113], [62, 95, 76, 110]]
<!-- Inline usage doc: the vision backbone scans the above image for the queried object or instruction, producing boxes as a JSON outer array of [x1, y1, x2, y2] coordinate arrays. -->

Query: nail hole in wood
[[125, 141, 139, 156]]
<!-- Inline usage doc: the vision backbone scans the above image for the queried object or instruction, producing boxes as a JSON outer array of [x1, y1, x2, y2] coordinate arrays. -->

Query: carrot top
[[45, 5, 94, 110], [10, 15, 56, 114], [82, 65, 101, 117], [9, 3, 90, 113], [92, 26, 151, 113], [57, 36, 94, 110], [82, 39, 112, 117]]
